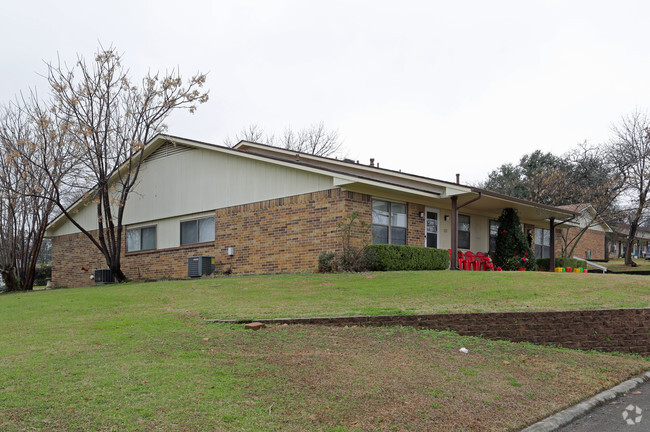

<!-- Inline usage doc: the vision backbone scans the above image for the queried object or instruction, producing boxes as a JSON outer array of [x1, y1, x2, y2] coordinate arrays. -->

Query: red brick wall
[[52, 188, 374, 287], [406, 203, 425, 247], [214, 189, 372, 274], [555, 227, 607, 260]]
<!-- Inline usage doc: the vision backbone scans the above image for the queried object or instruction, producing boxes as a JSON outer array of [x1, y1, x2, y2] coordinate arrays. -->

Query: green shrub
[[318, 252, 337, 273], [536, 257, 584, 271], [33, 265, 52, 286], [365, 245, 449, 271]]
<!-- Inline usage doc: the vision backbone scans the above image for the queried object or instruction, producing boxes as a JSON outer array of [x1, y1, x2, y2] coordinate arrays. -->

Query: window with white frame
[[126, 226, 157, 252], [534, 227, 551, 258], [181, 216, 215, 246], [372, 200, 407, 245], [458, 214, 470, 249]]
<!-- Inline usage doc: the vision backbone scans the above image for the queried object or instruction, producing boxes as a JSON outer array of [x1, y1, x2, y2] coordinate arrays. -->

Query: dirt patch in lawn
[[205, 324, 650, 432]]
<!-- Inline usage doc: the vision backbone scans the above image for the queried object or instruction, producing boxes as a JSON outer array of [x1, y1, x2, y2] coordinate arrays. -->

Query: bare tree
[[0, 97, 72, 291], [225, 122, 344, 157], [607, 111, 650, 266], [24, 46, 208, 282]]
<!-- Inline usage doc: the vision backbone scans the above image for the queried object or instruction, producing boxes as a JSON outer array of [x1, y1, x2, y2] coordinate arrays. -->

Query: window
[[458, 214, 470, 249], [534, 227, 551, 259], [126, 226, 156, 252], [181, 216, 215, 246], [489, 220, 499, 252], [372, 200, 407, 245]]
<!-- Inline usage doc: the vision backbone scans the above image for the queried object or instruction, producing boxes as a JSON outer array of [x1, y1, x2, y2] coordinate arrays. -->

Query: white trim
[[424, 207, 440, 249]]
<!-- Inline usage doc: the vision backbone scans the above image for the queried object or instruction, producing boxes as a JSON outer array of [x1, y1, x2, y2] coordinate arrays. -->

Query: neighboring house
[[554, 204, 612, 261], [46, 135, 585, 288], [610, 223, 650, 259]]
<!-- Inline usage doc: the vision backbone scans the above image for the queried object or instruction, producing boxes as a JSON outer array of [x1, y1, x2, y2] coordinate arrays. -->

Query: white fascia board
[[441, 186, 473, 197]]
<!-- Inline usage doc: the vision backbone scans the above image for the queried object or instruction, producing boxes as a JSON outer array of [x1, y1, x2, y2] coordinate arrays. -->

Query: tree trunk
[[109, 264, 128, 283], [2, 268, 21, 292]]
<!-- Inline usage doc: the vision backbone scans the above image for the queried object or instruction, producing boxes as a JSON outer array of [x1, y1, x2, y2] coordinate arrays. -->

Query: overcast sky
[[2, 0, 649, 184]]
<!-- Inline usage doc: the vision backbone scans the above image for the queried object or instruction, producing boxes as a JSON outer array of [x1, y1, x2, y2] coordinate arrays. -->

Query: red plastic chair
[[449, 249, 465, 270], [463, 251, 479, 271], [476, 252, 494, 271]]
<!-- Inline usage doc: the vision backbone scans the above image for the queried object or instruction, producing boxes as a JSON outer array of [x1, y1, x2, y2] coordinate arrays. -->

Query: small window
[[534, 227, 551, 258], [489, 220, 499, 252], [126, 226, 156, 252], [372, 200, 407, 245], [181, 216, 215, 246], [458, 214, 470, 249]]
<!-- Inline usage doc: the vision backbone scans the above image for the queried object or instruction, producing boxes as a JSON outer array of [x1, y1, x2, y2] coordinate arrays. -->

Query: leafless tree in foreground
[[607, 111, 650, 267], [225, 122, 344, 157], [23, 46, 208, 282], [0, 97, 73, 291]]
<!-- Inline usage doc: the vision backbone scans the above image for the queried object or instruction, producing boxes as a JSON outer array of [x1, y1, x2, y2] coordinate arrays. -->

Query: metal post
[[549, 217, 556, 272], [451, 196, 458, 270]]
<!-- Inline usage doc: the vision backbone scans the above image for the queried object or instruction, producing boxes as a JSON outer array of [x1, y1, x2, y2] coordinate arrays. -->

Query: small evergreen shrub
[[318, 252, 337, 273], [536, 257, 584, 271], [494, 208, 537, 271], [33, 265, 52, 286], [365, 245, 449, 271]]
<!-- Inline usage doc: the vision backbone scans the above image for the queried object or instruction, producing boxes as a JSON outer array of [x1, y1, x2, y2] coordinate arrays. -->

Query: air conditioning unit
[[188, 256, 214, 277], [94, 269, 114, 284]]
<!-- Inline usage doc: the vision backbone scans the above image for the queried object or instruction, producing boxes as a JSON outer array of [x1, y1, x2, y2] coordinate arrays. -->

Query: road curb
[[521, 371, 650, 432]]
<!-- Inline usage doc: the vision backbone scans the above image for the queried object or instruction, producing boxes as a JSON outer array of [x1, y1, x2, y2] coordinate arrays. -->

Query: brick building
[[46, 135, 609, 287]]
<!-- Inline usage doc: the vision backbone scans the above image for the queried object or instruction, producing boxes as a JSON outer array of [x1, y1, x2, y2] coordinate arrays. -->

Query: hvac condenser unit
[[188, 256, 214, 277], [94, 269, 114, 284]]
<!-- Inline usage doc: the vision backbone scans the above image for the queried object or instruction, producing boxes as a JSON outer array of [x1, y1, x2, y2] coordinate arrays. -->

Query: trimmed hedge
[[365, 245, 450, 271], [536, 257, 585, 271]]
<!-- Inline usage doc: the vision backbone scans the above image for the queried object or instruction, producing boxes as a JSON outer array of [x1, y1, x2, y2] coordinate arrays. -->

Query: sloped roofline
[[47, 133, 577, 232]]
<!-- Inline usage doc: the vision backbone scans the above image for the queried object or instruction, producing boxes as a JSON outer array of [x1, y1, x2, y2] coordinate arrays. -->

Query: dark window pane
[[391, 227, 407, 245], [126, 229, 140, 252], [141, 227, 156, 250], [372, 225, 388, 245], [198, 217, 215, 243], [458, 231, 470, 249], [181, 220, 197, 246], [427, 233, 437, 248]]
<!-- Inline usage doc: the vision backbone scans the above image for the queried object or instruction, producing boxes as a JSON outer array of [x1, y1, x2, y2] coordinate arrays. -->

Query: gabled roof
[[555, 203, 612, 233], [47, 133, 579, 233]]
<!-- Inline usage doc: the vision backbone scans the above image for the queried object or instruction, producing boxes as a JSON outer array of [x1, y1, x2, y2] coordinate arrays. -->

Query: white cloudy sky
[[2, 0, 649, 183]]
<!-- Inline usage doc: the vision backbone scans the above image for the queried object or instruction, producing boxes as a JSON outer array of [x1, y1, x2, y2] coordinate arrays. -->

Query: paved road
[[556, 378, 650, 431]]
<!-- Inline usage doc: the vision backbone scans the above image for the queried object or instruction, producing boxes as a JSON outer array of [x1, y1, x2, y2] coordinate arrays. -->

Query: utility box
[[188, 256, 214, 277], [94, 269, 114, 284]]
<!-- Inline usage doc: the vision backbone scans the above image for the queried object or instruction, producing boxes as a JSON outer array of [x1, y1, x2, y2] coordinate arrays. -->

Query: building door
[[425, 208, 439, 248]]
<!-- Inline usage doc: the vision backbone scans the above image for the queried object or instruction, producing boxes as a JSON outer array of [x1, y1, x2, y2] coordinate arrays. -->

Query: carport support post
[[451, 196, 458, 270], [549, 217, 556, 272]]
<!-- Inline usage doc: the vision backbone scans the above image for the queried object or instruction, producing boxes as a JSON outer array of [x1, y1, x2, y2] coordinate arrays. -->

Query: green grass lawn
[[605, 257, 650, 272], [1, 271, 649, 431], [75, 270, 649, 320]]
